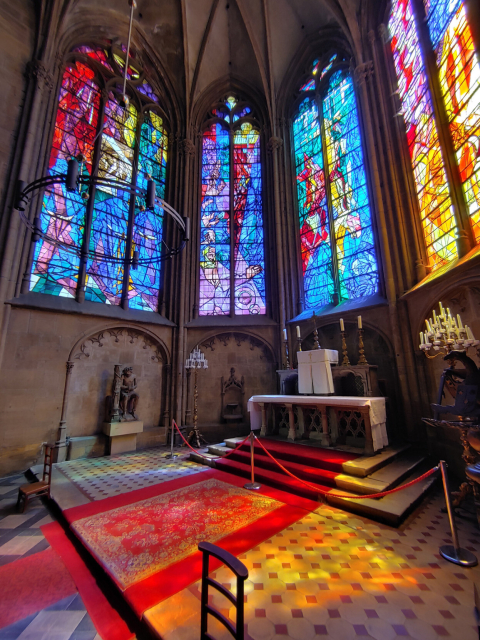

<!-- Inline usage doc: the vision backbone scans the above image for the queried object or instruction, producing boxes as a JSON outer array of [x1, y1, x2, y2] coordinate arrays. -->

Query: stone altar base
[[103, 421, 143, 455]]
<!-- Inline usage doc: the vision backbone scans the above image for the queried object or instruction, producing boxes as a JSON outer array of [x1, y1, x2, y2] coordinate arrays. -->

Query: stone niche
[[192, 332, 276, 440], [68, 328, 165, 440]]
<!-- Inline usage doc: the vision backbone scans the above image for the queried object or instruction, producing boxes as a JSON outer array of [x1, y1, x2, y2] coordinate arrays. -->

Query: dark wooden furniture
[[17, 444, 54, 513], [199, 541, 248, 640]]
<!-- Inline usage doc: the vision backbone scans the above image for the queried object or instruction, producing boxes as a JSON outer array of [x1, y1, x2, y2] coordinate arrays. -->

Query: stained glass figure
[[31, 61, 100, 297], [293, 97, 334, 309], [293, 61, 378, 311], [426, 1, 480, 242], [31, 44, 168, 311], [323, 71, 378, 300], [389, 0, 458, 268], [199, 97, 266, 316]]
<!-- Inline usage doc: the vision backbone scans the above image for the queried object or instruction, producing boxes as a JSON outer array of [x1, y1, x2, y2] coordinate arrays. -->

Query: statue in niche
[[105, 365, 139, 422], [119, 367, 139, 421]]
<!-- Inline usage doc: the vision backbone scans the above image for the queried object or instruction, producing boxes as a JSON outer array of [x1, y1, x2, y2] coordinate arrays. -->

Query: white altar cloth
[[247, 394, 388, 451]]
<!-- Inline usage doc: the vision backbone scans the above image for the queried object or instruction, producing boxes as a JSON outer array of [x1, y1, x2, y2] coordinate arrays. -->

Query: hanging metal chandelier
[[14, 0, 190, 268]]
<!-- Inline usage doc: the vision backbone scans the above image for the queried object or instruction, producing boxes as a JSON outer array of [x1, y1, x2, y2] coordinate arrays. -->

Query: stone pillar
[[285, 403, 296, 441], [57, 361, 74, 462], [319, 406, 331, 447], [259, 402, 267, 436]]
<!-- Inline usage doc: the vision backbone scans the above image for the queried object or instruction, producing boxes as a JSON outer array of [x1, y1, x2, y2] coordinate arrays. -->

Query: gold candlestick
[[297, 337, 302, 352], [341, 331, 350, 366], [358, 329, 368, 365], [312, 312, 320, 349]]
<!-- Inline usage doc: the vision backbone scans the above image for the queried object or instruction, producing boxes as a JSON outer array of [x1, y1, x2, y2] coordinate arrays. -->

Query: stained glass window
[[389, 0, 480, 268], [30, 44, 168, 312], [199, 97, 266, 316], [293, 58, 378, 310]]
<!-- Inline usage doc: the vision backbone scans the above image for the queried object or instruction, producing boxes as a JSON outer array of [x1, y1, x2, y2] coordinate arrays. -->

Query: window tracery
[[30, 43, 168, 312], [199, 96, 266, 316], [293, 57, 379, 311]]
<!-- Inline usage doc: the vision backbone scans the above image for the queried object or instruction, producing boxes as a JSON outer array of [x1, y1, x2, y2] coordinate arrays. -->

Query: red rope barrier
[[172, 420, 250, 461], [254, 436, 439, 500]]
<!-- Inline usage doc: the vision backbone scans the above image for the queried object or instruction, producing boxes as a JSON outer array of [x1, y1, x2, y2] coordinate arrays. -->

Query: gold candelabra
[[184, 347, 208, 448], [419, 302, 479, 359], [357, 329, 368, 365], [312, 312, 320, 349], [340, 331, 350, 366]]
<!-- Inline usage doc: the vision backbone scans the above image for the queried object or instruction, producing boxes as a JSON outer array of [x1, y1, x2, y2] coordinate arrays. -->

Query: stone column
[[285, 403, 296, 441], [319, 406, 331, 447], [259, 402, 267, 436], [57, 361, 74, 462]]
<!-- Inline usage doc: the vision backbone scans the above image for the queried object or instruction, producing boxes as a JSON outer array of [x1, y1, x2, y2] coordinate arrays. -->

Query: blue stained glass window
[[293, 62, 379, 310], [31, 44, 169, 311], [199, 97, 266, 316]]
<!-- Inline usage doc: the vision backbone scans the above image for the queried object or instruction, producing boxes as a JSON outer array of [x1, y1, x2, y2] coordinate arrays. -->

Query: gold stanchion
[[439, 460, 477, 567], [244, 432, 261, 490]]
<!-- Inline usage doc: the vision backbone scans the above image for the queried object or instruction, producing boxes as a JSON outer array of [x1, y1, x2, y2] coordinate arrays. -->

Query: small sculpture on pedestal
[[119, 367, 139, 421]]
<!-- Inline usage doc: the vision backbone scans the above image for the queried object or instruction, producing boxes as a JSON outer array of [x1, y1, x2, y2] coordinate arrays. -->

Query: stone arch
[[63, 324, 171, 438]]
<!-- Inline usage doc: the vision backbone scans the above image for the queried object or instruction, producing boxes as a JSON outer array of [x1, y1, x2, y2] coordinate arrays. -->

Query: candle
[[447, 307, 452, 319], [457, 314, 463, 330], [425, 332, 430, 344], [283, 328, 287, 341], [420, 331, 424, 346], [439, 301, 444, 313], [357, 315, 362, 329], [433, 310, 437, 323], [467, 326, 474, 340], [296, 325, 301, 338], [339, 318, 345, 332]]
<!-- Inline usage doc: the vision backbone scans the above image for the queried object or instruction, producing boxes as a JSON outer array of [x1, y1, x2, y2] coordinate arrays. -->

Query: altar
[[248, 394, 387, 455]]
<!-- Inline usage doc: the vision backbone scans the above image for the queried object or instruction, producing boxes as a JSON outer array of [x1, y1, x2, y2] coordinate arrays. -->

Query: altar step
[[190, 438, 437, 526]]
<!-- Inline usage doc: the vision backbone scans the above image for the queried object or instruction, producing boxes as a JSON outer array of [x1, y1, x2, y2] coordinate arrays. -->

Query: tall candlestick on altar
[[296, 325, 301, 338], [339, 318, 345, 332]]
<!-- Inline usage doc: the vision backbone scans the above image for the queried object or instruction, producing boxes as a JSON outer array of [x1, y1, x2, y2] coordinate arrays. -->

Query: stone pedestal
[[103, 421, 143, 455]]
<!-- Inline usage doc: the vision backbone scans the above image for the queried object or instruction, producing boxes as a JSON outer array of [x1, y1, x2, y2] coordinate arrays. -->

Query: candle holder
[[340, 331, 350, 366], [184, 347, 208, 448], [357, 329, 368, 365], [297, 336, 302, 353], [312, 312, 320, 350], [420, 303, 479, 359], [284, 338, 290, 369]]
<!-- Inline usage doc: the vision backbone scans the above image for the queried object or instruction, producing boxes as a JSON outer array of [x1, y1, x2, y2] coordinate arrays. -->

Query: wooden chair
[[17, 444, 55, 513], [199, 541, 248, 640]]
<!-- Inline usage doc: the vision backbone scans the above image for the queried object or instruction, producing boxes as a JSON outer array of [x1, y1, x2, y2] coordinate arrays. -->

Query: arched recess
[[185, 330, 276, 436], [61, 324, 171, 440], [301, 321, 402, 441]]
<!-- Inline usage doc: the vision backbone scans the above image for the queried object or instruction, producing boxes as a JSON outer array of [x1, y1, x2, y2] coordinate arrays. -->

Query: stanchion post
[[439, 460, 477, 567], [164, 420, 180, 459], [244, 432, 261, 490]]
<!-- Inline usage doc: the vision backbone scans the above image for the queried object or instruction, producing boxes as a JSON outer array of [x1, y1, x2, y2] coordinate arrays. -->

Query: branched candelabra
[[419, 302, 479, 358], [185, 347, 208, 448]]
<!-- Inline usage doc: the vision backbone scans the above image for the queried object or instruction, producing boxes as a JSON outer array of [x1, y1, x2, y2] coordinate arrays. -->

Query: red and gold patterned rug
[[72, 478, 281, 589]]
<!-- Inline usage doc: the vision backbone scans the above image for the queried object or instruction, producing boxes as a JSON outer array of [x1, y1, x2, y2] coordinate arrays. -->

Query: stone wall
[[0, 305, 171, 474]]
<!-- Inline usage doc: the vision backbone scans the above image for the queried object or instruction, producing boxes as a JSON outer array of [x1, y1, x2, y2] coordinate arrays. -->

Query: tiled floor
[[3, 447, 480, 640], [0, 474, 100, 640], [55, 447, 207, 501]]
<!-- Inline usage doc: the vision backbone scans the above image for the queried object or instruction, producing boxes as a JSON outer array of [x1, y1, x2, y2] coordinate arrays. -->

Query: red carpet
[[0, 547, 77, 630], [216, 438, 359, 501], [62, 469, 316, 618], [42, 522, 135, 640]]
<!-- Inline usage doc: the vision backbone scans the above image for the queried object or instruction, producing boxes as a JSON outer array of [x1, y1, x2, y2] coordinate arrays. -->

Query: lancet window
[[199, 96, 266, 316], [389, 0, 480, 270], [293, 56, 379, 311], [30, 44, 168, 312]]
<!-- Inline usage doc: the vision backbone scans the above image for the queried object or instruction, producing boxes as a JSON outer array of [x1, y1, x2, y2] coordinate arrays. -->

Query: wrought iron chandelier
[[14, 0, 189, 268]]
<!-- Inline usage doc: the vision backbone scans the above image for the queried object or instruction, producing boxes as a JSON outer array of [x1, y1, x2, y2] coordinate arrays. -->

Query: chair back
[[42, 444, 55, 485], [198, 541, 248, 640]]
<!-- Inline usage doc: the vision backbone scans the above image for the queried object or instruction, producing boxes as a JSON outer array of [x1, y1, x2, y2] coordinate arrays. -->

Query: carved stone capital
[[179, 138, 196, 157], [378, 23, 390, 44], [66, 361, 75, 374], [268, 136, 284, 153], [26, 60, 54, 91], [354, 61, 374, 86], [368, 29, 376, 45]]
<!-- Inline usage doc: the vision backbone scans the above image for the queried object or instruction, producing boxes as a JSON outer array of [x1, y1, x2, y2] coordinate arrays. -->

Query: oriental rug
[[71, 478, 282, 589], [62, 469, 315, 617]]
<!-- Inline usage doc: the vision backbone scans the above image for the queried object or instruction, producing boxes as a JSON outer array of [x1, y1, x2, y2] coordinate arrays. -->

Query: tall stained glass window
[[199, 96, 266, 316], [30, 44, 168, 312], [389, 0, 480, 268], [293, 57, 379, 310]]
